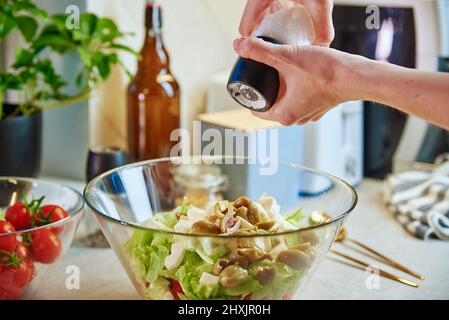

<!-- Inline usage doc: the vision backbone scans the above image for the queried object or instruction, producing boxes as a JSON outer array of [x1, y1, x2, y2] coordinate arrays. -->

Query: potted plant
[[0, 0, 136, 176]]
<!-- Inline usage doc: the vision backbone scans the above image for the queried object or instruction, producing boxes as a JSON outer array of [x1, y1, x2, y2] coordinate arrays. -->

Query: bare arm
[[234, 37, 449, 130], [352, 60, 449, 130]]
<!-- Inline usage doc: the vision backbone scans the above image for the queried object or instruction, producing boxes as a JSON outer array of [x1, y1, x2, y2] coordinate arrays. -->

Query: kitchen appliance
[[332, 3, 416, 179]]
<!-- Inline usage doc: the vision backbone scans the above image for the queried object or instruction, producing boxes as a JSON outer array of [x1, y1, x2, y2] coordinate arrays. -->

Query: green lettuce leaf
[[153, 211, 179, 229], [124, 229, 172, 283], [175, 251, 226, 300], [285, 209, 304, 227]]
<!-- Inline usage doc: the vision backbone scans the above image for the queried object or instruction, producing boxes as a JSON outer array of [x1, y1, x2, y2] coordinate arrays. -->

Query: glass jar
[[173, 164, 227, 209]]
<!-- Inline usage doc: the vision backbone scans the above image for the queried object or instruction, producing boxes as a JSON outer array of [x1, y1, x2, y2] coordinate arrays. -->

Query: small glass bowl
[[0, 177, 84, 300]]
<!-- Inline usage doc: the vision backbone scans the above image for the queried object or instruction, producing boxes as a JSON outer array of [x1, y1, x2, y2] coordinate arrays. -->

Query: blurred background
[[0, 0, 448, 182]]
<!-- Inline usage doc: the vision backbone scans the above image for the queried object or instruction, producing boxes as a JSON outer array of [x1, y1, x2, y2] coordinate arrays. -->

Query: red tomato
[[169, 279, 183, 300], [0, 259, 35, 291], [0, 289, 21, 300], [14, 243, 31, 260], [36, 205, 68, 234], [0, 221, 18, 252], [31, 229, 62, 264], [5, 203, 33, 231]]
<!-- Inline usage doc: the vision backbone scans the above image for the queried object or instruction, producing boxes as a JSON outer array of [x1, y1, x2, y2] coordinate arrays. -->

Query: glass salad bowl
[[84, 156, 357, 300], [0, 178, 84, 300]]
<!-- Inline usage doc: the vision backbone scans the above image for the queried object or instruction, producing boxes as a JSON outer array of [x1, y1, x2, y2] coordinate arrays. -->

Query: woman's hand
[[239, 0, 335, 47], [233, 37, 362, 125]]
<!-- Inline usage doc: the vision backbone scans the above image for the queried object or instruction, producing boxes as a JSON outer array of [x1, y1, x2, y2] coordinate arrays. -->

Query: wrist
[[333, 51, 379, 102]]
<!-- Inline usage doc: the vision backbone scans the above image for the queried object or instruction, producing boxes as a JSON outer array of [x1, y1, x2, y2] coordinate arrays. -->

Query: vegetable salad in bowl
[[124, 195, 321, 300], [84, 157, 357, 301]]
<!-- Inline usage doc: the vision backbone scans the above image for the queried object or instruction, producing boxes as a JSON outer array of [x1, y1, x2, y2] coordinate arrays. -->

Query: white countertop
[[32, 178, 449, 300]]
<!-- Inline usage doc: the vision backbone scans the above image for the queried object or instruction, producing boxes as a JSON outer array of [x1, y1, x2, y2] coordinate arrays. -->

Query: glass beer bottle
[[127, 0, 180, 161]]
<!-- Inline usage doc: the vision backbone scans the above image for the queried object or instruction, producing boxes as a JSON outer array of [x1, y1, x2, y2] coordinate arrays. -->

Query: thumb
[[233, 37, 285, 70]]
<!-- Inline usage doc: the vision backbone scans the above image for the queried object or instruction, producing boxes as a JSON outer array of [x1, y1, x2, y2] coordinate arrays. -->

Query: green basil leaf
[[80, 13, 98, 38], [33, 33, 73, 53], [0, 12, 17, 38], [16, 15, 38, 41], [96, 55, 111, 80], [95, 17, 122, 41], [12, 48, 34, 68]]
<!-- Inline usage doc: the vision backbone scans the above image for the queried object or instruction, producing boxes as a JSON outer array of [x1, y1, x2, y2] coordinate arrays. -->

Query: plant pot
[[0, 104, 42, 177]]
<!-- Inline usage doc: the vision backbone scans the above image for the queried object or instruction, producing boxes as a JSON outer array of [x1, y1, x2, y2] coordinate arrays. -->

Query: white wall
[[87, 0, 246, 150]]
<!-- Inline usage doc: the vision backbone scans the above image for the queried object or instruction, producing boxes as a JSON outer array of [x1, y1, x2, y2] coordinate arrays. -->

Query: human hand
[[233, 37, 364, 125], [239, 0, 335, 47]]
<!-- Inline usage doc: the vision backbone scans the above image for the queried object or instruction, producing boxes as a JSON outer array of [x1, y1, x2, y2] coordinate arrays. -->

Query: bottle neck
[[139, 1, 169, 72]]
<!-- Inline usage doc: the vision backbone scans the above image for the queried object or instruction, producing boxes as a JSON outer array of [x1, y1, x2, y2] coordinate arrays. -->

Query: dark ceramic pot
[[0, 104, 42, 177]]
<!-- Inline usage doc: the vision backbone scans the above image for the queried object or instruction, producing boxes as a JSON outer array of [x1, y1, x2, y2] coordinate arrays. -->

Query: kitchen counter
[[33, 178, 449, 300]]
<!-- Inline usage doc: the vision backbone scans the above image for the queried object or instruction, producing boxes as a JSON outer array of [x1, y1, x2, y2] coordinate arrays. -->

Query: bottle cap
[[145, 1, 163, 30]]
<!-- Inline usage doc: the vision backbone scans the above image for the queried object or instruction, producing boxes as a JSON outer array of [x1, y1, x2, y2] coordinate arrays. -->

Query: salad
[[124, 195, 321, 300], [0, 196, 67, 300]]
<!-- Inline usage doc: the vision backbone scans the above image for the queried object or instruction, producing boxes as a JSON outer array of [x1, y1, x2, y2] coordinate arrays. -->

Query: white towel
[[384, 154, 449, 240]]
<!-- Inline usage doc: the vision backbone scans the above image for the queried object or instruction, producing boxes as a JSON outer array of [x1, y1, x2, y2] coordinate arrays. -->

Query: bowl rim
[[84, 156, 358, 238], [0, 177, 85, 236]]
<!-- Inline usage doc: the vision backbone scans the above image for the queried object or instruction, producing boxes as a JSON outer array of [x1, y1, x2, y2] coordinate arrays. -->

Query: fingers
[[239, 0, 272, 36], [233, 37, 285, 70]]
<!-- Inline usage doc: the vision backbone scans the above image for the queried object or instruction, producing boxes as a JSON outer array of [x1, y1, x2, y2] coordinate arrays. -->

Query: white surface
[[34, 177, 449, 300]]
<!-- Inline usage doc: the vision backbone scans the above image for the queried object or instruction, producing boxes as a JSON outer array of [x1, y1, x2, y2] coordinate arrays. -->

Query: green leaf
[[285, 209, 305, 227], [111, 43, 139, 56], [16, 15, 38, 41], [0, 12, 18, 38], [0, 208, 5, 220], [95, 17, 122, 41], [96, 55, 111, 80], [80, 13, 98, 38], [12, 48, 34, 68], [33, 33, 73, 53]]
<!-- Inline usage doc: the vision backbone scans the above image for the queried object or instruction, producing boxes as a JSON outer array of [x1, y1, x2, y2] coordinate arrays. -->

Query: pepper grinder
[[227, 2, 315, 112]]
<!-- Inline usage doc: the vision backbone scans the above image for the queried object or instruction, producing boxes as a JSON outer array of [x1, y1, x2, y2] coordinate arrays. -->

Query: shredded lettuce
[[175, 251, 226, 300], [124, 229, 172, 283], [285, 209, 304, 227], [153, 211, 179, 229]]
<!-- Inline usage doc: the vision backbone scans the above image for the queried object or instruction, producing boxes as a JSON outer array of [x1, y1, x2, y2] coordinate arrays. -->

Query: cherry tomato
[[0, 221, 18, 252], [169, 279, 183, 300], [0, 289, 21, 300], [31, 229, 62, 264], [14, 243, 31, 260], [5, 203, 33, 231], [0, 259, 35, 291], [36, 205, 68, 234]]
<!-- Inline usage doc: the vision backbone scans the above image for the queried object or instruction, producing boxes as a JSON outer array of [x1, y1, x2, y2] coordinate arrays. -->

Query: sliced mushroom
[[219, 265, 248, 288], [212, 259, 230, 276], [255, 267, 276, 285], [276, 249, 310, 270], [236, 248, 272, 263], [256, 221, 276, 230], [229, 249, 249, 268], [190, 221, 221, 235], [235, 206, 248, 220]]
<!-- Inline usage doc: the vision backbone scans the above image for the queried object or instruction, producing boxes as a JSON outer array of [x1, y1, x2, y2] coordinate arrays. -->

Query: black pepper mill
[[227, 37, 282, 112]]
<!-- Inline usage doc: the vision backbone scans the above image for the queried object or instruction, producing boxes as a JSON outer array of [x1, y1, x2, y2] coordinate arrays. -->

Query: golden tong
[[310, 212, 424, 287], [329, 249, 419, 288]]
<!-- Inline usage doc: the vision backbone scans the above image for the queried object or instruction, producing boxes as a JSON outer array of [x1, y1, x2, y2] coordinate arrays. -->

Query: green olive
[[276, 250, 310, 270], [256, 267, 276, 285], [190, 221, 221, 235], [300, 231, 320, 246], [219, 265, 248, 288]]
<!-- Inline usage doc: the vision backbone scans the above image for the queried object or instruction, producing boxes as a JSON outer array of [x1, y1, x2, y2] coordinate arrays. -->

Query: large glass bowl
[[84, 157, 357, 300], [0, 178, 84, 300]]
